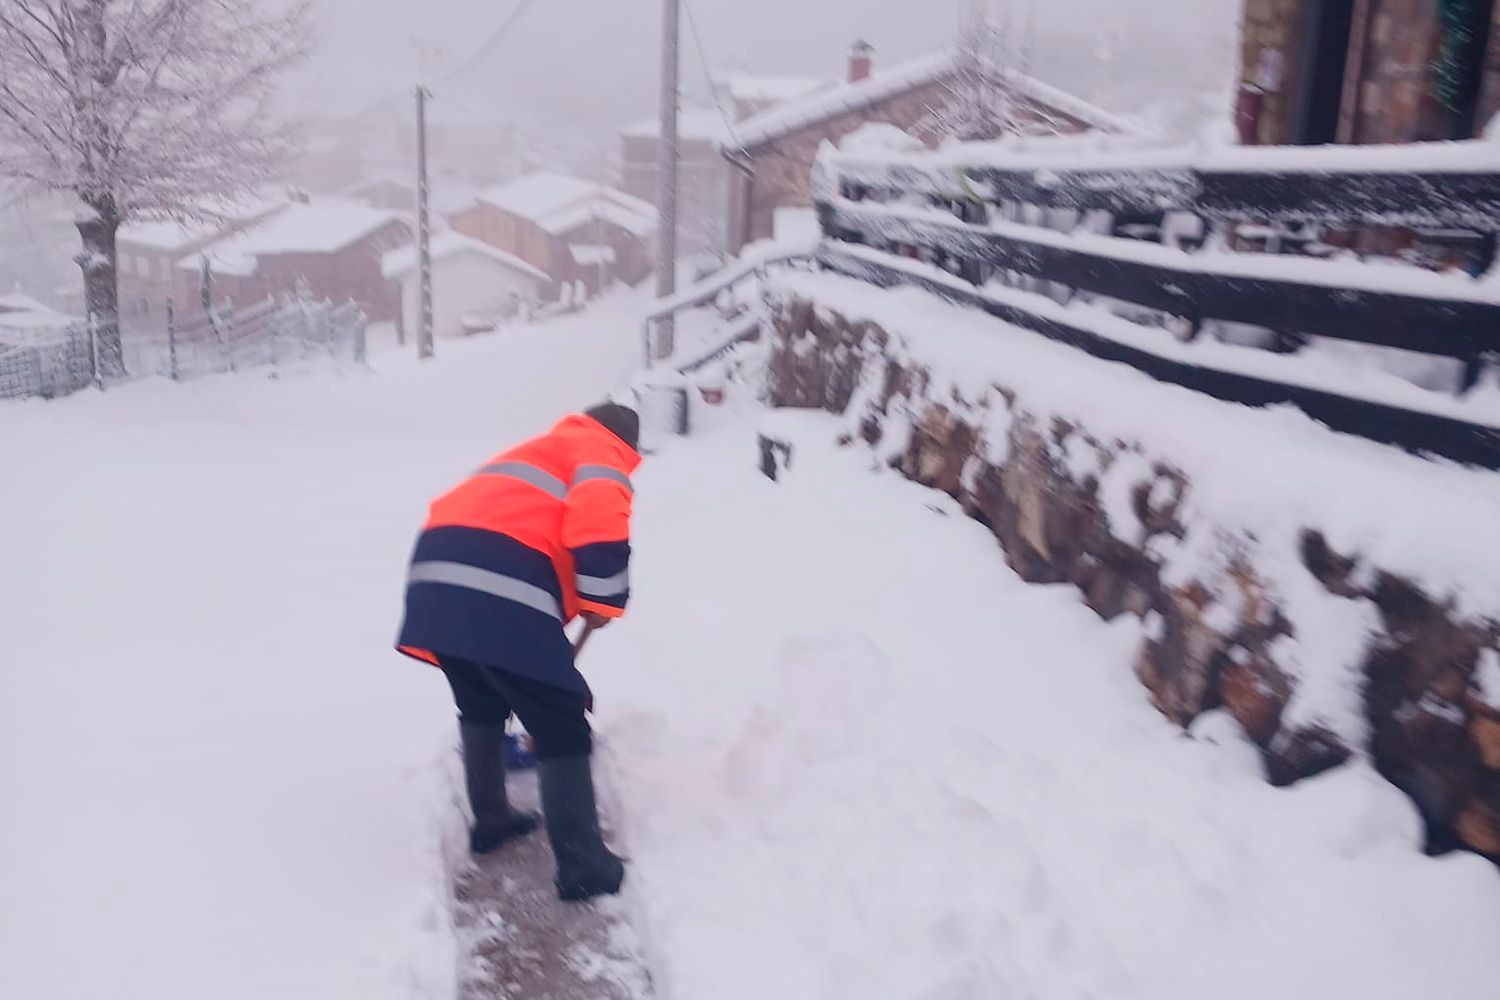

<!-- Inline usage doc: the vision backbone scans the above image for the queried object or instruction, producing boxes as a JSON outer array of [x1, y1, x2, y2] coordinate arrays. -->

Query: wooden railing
[[815, 140, 1500, 468]]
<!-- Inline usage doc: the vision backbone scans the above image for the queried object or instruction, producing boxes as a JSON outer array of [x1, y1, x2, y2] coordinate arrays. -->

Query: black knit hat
[[584, 402, 640, 451]]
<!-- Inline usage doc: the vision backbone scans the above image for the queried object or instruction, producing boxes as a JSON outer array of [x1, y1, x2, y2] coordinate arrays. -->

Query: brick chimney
[[848, 39, 873, 83]]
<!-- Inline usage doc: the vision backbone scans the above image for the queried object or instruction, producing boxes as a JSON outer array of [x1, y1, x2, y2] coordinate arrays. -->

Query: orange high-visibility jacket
[[395, 413, 640, 692]]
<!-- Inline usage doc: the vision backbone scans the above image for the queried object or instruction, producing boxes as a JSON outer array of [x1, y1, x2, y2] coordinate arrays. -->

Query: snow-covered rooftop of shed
[[621, 107, 731, 142], [727, 50, 1138, 152], [478, 172, 656, 237], [0, 302, 78, 343], [381, 231, 549, 283], [180, 199, 405, 276]]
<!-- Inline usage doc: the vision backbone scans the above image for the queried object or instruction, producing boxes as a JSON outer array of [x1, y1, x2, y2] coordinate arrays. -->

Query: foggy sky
[[313, 0, 1242, 138]]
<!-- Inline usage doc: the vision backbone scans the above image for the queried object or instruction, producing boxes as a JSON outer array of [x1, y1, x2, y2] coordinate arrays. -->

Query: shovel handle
[[573, 620, 598, 658]]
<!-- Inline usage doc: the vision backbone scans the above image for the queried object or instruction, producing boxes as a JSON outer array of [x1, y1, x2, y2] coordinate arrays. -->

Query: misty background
[[2, 0, 1241, 304], [314, 0, 1240, 132]]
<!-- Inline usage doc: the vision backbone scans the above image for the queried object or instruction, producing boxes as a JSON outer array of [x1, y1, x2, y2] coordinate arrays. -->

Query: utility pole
[[652, 0, 681, 361], [415, 84, 435, 360]]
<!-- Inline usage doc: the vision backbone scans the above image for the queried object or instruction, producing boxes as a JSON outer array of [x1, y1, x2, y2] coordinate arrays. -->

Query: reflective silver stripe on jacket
[[576, 568, 630, 598], [571, 464, 634, 495], [408, 561, 563, 620], [475, 461, 567, 500]]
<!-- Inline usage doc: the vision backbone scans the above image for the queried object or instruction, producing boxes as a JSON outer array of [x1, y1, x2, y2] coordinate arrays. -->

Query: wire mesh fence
[[1, 294, 367, 401]]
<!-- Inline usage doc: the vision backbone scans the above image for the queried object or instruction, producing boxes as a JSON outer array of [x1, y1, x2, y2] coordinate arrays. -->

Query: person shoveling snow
[[396, 402, 640, 902]]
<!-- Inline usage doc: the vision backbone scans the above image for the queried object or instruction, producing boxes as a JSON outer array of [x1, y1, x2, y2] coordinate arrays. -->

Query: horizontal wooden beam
[[816, 243, 1500, 470], [828, 200, 1500, 360]]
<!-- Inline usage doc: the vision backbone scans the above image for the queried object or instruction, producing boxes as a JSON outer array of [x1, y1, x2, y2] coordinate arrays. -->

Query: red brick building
[[117, 196, 286, 332], [173, 197, 410, 327]]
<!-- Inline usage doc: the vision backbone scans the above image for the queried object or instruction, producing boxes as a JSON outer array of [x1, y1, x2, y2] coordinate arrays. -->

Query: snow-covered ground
[[599, 404, 1500, 1000], [3, 289, 1498, 999], [0, 294, 644, 1000]]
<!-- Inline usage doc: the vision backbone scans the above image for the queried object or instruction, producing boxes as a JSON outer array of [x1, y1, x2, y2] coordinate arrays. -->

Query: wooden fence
[[816, 141, 1500, 468]]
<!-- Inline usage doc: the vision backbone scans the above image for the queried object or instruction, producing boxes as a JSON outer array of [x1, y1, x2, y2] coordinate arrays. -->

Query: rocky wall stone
[[768, 291, 1500, 863]]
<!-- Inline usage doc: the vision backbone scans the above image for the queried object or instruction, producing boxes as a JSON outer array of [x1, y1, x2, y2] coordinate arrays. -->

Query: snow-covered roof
[[0, 301, 77, 344], [541, 198, 657, 239], [620, 107, 730, 143], [341, 169, 479, 218], [118, 194, 288, 253], [724, 73, 833, 106], [182, 199, 406, 277], [479, 172, 604, 220], [381, 231, 549, 283], [477, 172, 657, 238], [727, 50, 1137, 152], [0, 291, 54, 315]]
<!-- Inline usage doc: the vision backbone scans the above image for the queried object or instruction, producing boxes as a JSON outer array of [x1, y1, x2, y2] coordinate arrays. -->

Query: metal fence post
[[166, 298, 179, 381], [87, 315, 101, 390]]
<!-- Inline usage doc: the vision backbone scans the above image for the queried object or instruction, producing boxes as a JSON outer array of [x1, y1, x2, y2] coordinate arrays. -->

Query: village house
[[117, 195, 286, 331], [618, 75, 837, 257], [620, 108, 731, 256], [173, 196, 410, 327], [381, 231, 548, 340], [449, 172, 656, 299], [719, 42, 1134, 252]]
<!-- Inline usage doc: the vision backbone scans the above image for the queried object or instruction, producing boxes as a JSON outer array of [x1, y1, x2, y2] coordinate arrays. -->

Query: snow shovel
[[505, 623, 602, 768], [573, 620, 599, 658]]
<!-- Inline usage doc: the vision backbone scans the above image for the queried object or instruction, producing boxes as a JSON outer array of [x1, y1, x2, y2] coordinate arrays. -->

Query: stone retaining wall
[[766, 291, 1500, 860]]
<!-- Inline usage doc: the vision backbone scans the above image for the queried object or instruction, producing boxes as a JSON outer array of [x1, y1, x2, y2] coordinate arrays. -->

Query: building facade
[[382, 233, 547, 340], [1237, 0, 1499, 145], [450, 173, 656, 299], [171, 200, 410, 328], [722, 46, 1129, 252]]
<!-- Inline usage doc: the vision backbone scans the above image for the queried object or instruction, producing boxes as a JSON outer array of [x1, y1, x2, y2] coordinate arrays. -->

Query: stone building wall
[[730, 78, 1094, 249], [1237, 0, 1498, 145], [1238, 0, 1306, 144], [763, 288, 1500, 861]]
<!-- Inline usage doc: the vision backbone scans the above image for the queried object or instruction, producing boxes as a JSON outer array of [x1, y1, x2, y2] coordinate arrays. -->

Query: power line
[[426, 89, 598, 171], [681, 0, 741, 149], [334, 0, 534, 122], [432, 0, 537, 87]]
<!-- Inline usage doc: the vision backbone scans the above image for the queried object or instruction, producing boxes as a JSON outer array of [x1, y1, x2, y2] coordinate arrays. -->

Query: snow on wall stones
[[764, 280, 1500, 862]]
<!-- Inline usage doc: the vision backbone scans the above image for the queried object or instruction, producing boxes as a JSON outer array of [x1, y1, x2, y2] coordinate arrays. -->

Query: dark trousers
[[440, 656, 592, 759]]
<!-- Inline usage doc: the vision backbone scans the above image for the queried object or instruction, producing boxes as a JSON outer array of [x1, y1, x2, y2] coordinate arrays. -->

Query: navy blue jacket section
[[572, 539, 631, 612], [396, 525, 587, 695]]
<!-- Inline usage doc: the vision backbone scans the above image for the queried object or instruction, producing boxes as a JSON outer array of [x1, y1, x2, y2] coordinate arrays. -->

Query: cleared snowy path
[[592, 407, 1500, 1000], [0, 300, 643, 1000]]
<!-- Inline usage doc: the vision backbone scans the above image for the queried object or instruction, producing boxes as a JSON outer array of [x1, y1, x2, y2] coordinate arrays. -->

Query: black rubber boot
[[538, 755, 625, 901], [460, 722, 539, 855]]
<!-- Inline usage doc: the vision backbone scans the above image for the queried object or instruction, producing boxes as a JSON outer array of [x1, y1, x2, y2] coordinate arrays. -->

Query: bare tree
[[0, 0, 310, 376], [921, 0, 1028, 142]]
